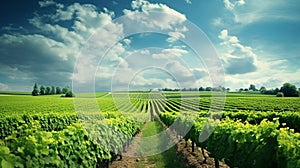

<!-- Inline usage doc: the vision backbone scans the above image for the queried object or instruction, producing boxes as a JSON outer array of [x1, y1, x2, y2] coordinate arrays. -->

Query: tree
[[65, 90, 75, 97], [50, 86, 56, 95], [226, 88, 230, 92], [274, 88, 280, 95], [276, 92, 284, 97], [280, 83, 299, 97], [56, 86, 62, 94], [40, 85, 45, 95], [205, 87, 212, 91], [32, 83, 39, 96], [45, 86, 51, 95], [249, 84, 257, 91], [199, 87, 205, 91], [259, 86, 266, 93], [62, 86, 70, 94]]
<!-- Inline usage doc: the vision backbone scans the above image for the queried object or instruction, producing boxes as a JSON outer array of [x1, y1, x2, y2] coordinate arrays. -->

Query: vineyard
[[0, 92, 300, 168]]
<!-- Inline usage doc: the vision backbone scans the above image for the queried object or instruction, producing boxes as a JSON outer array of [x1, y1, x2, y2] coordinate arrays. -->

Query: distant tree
[[276, 92, 284, 97], [205, 87, 212, 91], [32, 83, 39, 96], [239, 88, 244, 92], [40, 85, 45, 95], [56, 86, 62, 94], [244, 88, 249, 91], [259, 86, 266, 93], [199, 87, 205, 91], [65, 90, 75, 97], [280, 83, 299, 97], [45, 86, 51, 95], [274, 88, 280, 95], [50, 86, 55, 95], [226, 88, 230, 92], [249, 84, 257, 91], [62, 86, 70, 94]]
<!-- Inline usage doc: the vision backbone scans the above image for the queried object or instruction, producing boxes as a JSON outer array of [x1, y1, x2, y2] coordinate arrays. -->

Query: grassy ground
[[135, 120, 187, 168], [0, 91, 31, 95]]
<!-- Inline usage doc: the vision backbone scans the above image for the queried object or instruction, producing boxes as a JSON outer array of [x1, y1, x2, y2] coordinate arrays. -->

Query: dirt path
[[110, 123, 147, 168], [176, 139, 229, 168], [110, 120, 229, 168], [0, 94, 13, 96]]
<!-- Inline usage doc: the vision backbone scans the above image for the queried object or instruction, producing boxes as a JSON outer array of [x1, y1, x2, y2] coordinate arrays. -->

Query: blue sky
[[0, 0, 300, 91]]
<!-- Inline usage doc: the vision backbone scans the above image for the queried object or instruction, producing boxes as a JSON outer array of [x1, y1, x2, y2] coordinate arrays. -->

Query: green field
[[0, 92, 300, 167]]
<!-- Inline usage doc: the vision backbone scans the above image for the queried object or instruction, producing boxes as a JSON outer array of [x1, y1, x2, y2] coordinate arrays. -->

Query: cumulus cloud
[[123, 0, 188, 41], [1, 0, 194, 91], [185, 0, 192, 4], [152, 47, 188, 59], [0, 34, 74, 86], [0, 1, 125, 91], [218, 29, 258, 75], [38, 0, 56, 7], [223, 0, 245, 10]]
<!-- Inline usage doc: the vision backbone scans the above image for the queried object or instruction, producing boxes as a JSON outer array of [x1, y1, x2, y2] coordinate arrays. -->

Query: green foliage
[[1, 123, 111, 167], [277, 128, 300, 168], [62, 86, 70, 94], [0, 113, 143, 167], [39, 85, 45, 95], [50, 86, 55, 95], [1, 91, 300, 167], [281, 83, 299, 97], [31, 83, 39, 96], [0, 113, 77, 139], [65, 90, 74, 97], [45, 87, 51, 95], [160, 112, 300, 168], [276, 92, 284, 97], [249, 84, 257, 91], [55, 86, 61, 94]]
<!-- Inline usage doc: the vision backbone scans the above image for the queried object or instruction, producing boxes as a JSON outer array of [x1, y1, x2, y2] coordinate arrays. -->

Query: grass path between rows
[[135, 120, 188, 168]]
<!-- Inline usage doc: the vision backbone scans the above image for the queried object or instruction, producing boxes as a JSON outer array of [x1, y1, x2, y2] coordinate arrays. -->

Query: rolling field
[[0, 92, 300, 167]]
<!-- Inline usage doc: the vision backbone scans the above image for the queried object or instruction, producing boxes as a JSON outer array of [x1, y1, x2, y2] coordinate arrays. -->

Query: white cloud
[[166, 26, 188, 42], [0, 1, 128, 91], [218, 29, 257, 75], [1, 0, 196, 91], [164, 60, 194, 83], [212, 17, 224, 27], [123, 0, 187, 33], [218, 29, 239, 44], [38, 0, 56, 7], [152, 47, 188, 59], [185, 0, 192, 4], [223, 0, 245, 10], [123, 39, 131, 45], [217, 29, 300, 89]]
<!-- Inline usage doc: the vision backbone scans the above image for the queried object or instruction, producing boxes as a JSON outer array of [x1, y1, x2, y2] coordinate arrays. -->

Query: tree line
[[160, 86, 229, 92], [160, 82, 300, 97], [32, 83, 74, 97], [259, 83, 299, 97]]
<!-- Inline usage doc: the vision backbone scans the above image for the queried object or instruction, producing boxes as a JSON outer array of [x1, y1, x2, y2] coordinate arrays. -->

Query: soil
[[110, 121, 230, 168], [110, 123, 145, 168], [176, 139, 230, 168], [0, 94, 13, 96]]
